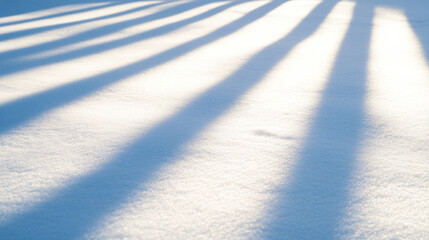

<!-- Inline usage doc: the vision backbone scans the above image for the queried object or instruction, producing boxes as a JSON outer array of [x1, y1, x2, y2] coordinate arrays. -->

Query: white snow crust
[[1, 0, 428, 239]]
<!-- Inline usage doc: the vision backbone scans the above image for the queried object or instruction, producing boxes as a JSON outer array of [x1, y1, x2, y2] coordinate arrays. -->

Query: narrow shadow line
[[260, 2, 374, 239], [0, 1, 125, 28], [0, 0, 285, 136], [0, 1, 339, 239], [0, 1, 170, 41], [0, 0, 246, 78], [0, 0, 219, 61]]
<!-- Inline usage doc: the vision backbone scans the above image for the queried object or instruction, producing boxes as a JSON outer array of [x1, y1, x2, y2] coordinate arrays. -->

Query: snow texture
[[0, 0, 428, 239]]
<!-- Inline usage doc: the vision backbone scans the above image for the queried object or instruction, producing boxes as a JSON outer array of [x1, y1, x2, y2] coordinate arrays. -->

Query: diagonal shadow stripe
[[0, 1, 170, 41], [259, 2, 374, 239], [0, 1, 128, 27], [0, 0, 247, 78], [0, 0, 285, 136], [0, 0, 223, 61], [0, 1, 340, 239], [0, 0, 151, 19]]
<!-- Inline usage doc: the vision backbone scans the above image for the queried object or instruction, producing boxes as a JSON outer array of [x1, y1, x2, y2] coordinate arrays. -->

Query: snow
[[0, 0, 428, 239]]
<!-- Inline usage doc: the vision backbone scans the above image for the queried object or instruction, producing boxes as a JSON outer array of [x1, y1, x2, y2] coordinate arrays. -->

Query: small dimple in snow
[[254, 130, 296, 141]]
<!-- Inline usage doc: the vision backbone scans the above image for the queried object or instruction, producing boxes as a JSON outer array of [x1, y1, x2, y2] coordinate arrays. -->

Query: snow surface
[[0, 0, 428, 239]]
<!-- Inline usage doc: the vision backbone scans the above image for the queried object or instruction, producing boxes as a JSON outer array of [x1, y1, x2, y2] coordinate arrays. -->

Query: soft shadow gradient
[[0, 0, 284, 136], [0, 0, 142, 18], [0, 1, 170, 41], [0, 0, 343, 239], [0, 0, 223, 61], [0, 0, 246, 78], [0, 1, 123, 27], [259, 1, 374, 239], [376, 0, 429, 64]]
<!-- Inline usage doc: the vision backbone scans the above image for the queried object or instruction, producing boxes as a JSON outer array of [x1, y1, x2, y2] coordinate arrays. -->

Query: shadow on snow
[[0, 0, 342, 239], [259, 2, 374, 239], [0, 0, 288, 238], [0, 0, 247, 78]]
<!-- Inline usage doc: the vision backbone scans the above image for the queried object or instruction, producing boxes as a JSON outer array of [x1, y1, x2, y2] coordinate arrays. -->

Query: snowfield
[[1, 0, 428, 239]]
